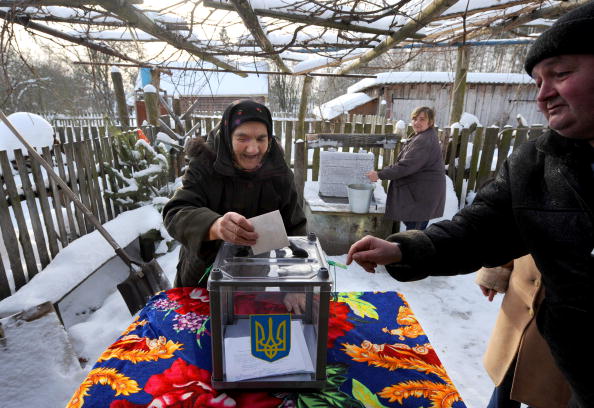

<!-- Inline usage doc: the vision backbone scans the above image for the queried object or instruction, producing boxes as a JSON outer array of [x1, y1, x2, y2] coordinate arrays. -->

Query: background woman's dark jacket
[[163, 113, 306, 287], [378, 127, 445, 221]]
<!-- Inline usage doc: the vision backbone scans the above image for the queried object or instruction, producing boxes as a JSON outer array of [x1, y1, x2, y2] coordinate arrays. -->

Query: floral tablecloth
[[68, 289, 467, 408]]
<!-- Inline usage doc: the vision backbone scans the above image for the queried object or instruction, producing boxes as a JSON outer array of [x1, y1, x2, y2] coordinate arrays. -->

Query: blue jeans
[[403, 220, 429, 231]]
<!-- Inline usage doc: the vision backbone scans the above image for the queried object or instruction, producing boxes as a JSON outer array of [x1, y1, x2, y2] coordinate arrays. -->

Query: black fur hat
[[525, 1, 594, 75]]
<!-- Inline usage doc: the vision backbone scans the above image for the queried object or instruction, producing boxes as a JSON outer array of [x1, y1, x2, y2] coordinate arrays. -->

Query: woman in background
[[366, 106, 445, 231]]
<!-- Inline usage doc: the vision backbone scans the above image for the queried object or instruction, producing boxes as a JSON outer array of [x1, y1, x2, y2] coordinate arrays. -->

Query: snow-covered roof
[[135, 61, 269, 97], [348, 71, 535, 93], [316, 92, 375, 120]]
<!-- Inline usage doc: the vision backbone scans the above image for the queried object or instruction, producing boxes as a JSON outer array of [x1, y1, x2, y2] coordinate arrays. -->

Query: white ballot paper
[[249, 210, 290, 255], [223, 320, 315, 382]]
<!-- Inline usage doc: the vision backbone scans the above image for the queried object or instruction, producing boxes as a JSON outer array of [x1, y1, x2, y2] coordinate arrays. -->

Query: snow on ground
[[0, 180, 502, 408]]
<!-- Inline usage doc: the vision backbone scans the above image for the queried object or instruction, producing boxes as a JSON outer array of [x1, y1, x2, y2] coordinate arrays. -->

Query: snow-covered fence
[[0, 134, 166, 299], [442, 125, 547, 205], [50, 116, 138, 145], [293, 123, 548, 207]]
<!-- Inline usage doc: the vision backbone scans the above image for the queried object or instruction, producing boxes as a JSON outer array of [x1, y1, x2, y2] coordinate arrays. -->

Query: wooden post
[[172, 94, 184, 178], [294, 139, 305, 205], [172, 95, 184, 134], [150, 68, 161, 91], [295, 75, 313, 203], [449, 45, 469, 125], [110, 66, 130, 129], [143, 84, 159, 127], [296, 75, 313, 142]]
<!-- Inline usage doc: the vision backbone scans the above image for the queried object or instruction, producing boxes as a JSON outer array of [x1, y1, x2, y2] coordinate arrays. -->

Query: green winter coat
[[163, 131, 306, 288]]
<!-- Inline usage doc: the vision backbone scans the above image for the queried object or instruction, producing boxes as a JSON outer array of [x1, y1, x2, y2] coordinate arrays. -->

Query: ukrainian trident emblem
[[250, 314, 291, 362]]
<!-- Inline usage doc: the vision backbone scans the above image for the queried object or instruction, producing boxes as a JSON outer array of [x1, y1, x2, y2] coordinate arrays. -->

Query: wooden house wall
[[349, 99, 378, 116], [370, 82, 545, 127]]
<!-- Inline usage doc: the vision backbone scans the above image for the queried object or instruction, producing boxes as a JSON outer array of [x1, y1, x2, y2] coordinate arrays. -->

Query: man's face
[[231, 121, 269, 170], [532, 54, 594, 142]]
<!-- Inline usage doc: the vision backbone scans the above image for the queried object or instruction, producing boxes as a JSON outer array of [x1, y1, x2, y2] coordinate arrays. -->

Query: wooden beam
[[72, 61, 377, 78], [143, 85, 159, 127], [295, 75, 313, 204], [456, 0, 590, 42], [229, 0, 291, 73], [0, 0, 141, 6], [110, 67, 130, 129], [296, 75, 312, 142], [449, 45, 469, 124], [433, 0, 534, 21], [94, 0, 247, 77], [429, 4, 541, 43], [0, 9, 150, 66], [15, 14, 188, 30], [335, 0, 458, 75], [292, 52, 363, 74], [203, 0, 425, 38]]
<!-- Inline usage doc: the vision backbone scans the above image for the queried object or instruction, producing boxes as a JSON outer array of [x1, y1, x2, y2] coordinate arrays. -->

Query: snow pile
[[457, 112, 482, 128], [293, 49, 361, 74], [395, 120, 407, 136], [0, 205, 164, 316], [156, 131, 178, 146], [315, 92, 373, 120], [143, 84, 157, 93], [0, 112, 54, 161]]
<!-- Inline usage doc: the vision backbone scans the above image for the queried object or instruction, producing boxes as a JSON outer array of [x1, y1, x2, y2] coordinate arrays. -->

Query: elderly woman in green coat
[[163, 100, 306, 291]]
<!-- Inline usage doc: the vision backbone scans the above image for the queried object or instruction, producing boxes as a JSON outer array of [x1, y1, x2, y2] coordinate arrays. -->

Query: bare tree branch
[[229, 0, 291, 72]]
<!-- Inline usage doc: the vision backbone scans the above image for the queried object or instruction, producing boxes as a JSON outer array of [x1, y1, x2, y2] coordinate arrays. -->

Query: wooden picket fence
[[0, 131, 169, 300], [51, 116, 138, 144], [442, 125, 546, 205]]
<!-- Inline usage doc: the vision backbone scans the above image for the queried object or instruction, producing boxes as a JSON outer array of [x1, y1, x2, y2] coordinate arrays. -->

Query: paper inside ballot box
[[223, 320, 314, 382]]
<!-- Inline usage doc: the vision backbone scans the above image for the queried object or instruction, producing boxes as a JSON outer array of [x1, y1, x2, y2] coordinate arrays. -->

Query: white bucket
[[347, 183, 374, 213]]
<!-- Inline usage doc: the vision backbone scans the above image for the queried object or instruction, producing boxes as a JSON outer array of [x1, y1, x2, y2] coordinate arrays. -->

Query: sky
[[0, 177, 506, 408]]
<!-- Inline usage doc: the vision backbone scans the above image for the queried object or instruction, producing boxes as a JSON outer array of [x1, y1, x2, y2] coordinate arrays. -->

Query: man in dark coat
[[347, 3, 594, 407], [163, 100, 306, 288]]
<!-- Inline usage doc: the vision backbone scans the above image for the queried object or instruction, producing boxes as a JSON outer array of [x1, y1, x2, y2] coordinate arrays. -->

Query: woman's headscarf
[[207, 99, 282, 176]]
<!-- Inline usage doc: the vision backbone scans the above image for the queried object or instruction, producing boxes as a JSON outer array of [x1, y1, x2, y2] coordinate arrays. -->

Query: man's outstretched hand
[[346, 235, 402, 273]]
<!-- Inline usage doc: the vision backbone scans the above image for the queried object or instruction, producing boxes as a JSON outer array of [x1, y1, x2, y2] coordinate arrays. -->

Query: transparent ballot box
[[207, 234, 333, 390]]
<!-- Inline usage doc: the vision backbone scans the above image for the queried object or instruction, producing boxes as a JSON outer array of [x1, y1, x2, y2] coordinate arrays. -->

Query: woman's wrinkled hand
[[209, 212, 258, 245], [366, 170, 379, 182], [283, 293, 306, 314]]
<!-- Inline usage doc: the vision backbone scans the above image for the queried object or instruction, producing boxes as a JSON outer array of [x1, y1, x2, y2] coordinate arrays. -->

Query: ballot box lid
[[207, 235, 332, 289]]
